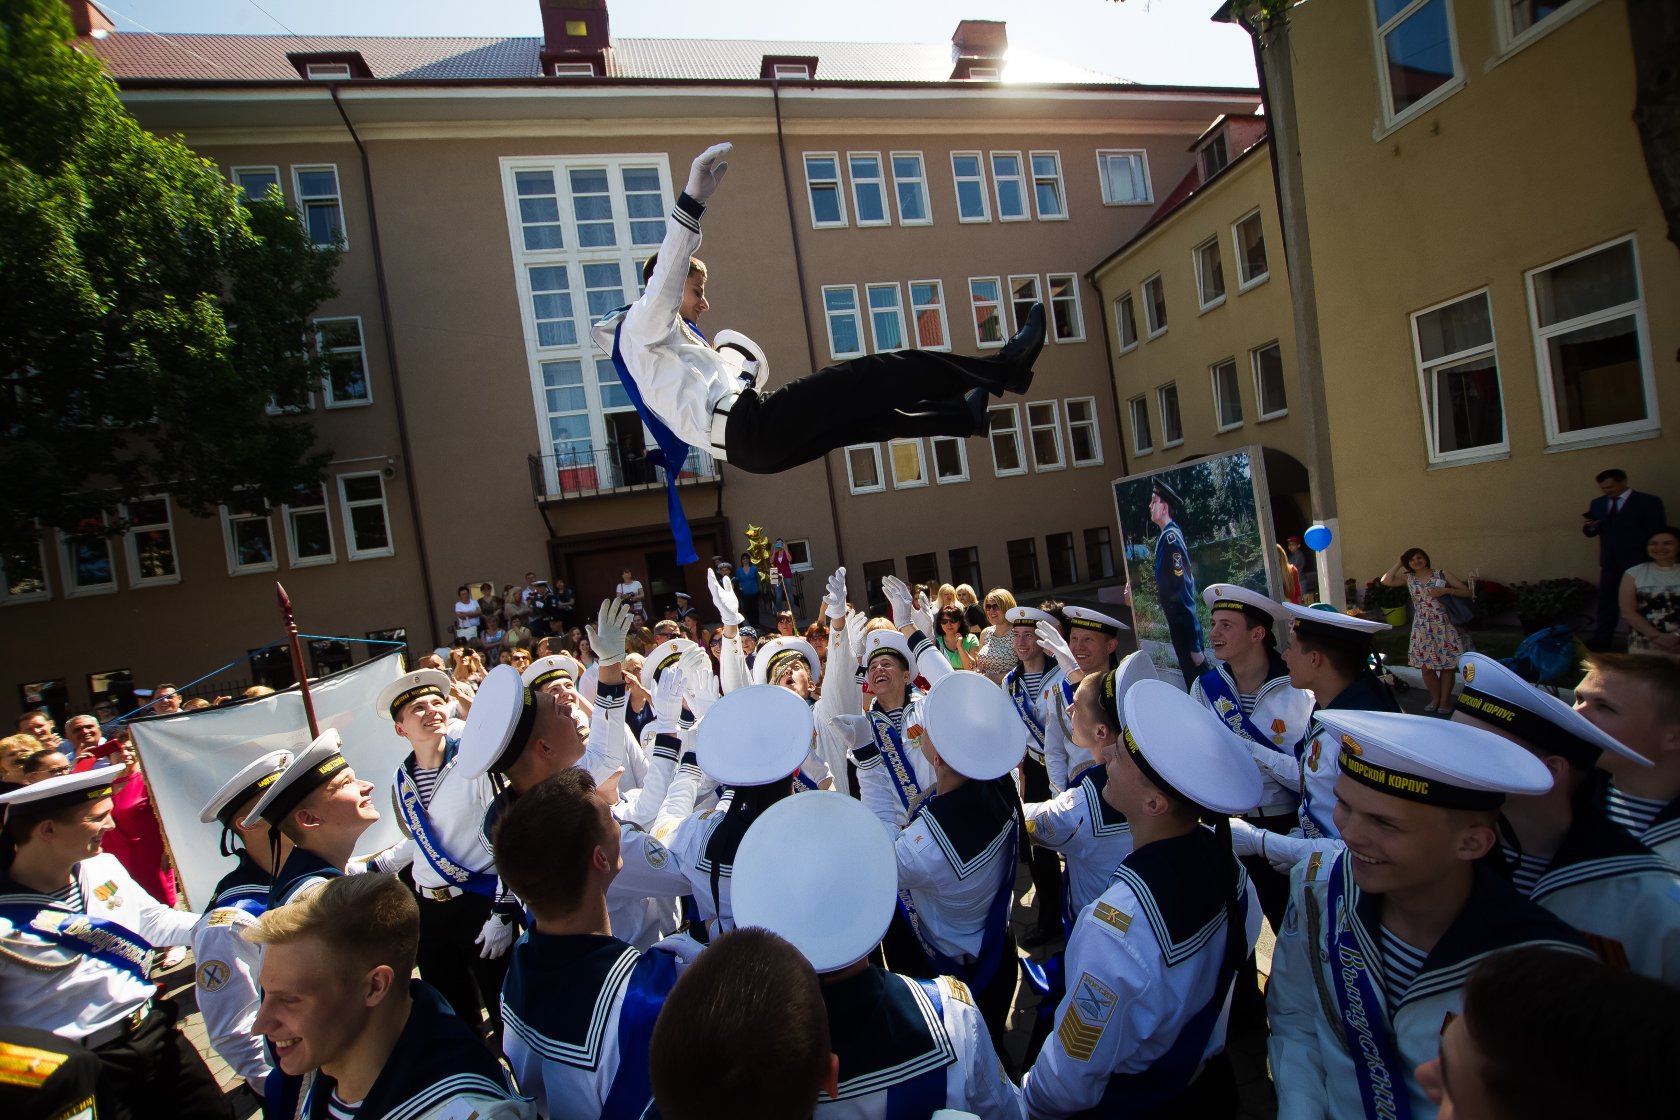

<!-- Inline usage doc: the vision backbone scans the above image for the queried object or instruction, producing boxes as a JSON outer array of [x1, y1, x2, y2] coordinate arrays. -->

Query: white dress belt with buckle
[[84, 1001, 150, 1049], [419, 885, 465, 902], [708, 389, 741, 459]]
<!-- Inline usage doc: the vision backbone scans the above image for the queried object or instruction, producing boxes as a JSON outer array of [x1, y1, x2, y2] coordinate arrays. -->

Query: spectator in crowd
[[61, 714, 106, 763], [552, 577, 577, 632], [774, 609, 798, 638], [509, 647, 532, 674], [479, 611, 508, 661], [451, 585, 482, 646], [934, 607, 980, 670], [1620, 525, 1680, 656], [148, 685, 182, 716], [243, 686, 275, 699], [0, 733, 39, 791], [1285, 533, 1318, 602], [1584, 468, 1668, 648], [504, 612, 532, 655], [955, 583, 986, 631], [770, 539, 796, 613], [615, 567, 648, 624], [1276, 543, 1303, 605], [17, 709, 60, 747], [1380, 547, 1473, 714], [101, 742, 180, 912], [934, 583, 960, 616], [730, 557, 760, 629], [21, 748, 71, 782], [182, 698, 211, 711], [975, 588, 1018, 682]]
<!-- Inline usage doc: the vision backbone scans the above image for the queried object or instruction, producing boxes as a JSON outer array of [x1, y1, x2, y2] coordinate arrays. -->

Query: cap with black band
[[1315, 707, 1554, 811], [1452, 653, 1650, 771]]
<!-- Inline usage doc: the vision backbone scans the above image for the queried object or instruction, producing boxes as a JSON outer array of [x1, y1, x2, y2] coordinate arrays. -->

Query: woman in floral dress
[[1380, 547, 1473, 714]]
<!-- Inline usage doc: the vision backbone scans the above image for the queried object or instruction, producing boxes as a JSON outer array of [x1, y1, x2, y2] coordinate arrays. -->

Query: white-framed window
[[890, 152, 931, 225], [848, 152, 890, 227], [121, 496, 179, 587], [931, 436, 969, 483], [1143, 274, 1168, 338], [990, 152, 1029, 221], [1159, 383, 1184, 447], [866, 283, 908, 352], [888, 439, 928, 489], [951, 152, 991, 222], [551, 61, 598, 77], [59, 515, 118, 597], [620, 166, 666, 246], [231, 165, 281, 202], [1372, 0, 1462, 126], [1096, 150, 1152, 206], [803, 153, 847, 228], [293, 164, 345, 248], [822, 285, 865, 359], [1212, 358, 1244, 431], [1527, 237, 1656, 447], [568, 167, 620, 248], [1115, 292, 1138, 352], [1026, 400, 1066, 471], [772, 62, 811, 80], [528, 265, 579, 348], [1497, 0, 1594, 52], [969, 277, 1006, 348], [1128, 395, 1154, 456], [1194, 237, 1226, 311], [1, 528, 51, 605], [783, 538, 815, 571], [1199, 131, 1230, 180], [1030, 151, 1067, 220], [845, 444, 884, 494], [967, 66, 1001, 80], [1047, 273, 1084, 342], [1008, 275, 1042, 336], [282, 484, 337, 567], [315, 316, 371, 407], [1067, 397, 1103, 466], [1411, 289, 1507, 464], [338, 473, 394, 560], [908, 280, 950, 350], [1252, 341, 1289, 420], [1232, 210, 1269, 289], [988, 405, 1026, 477], [512, 169, 565, 251], [304, 62, 353, 80], [221, 497, 278, 575]]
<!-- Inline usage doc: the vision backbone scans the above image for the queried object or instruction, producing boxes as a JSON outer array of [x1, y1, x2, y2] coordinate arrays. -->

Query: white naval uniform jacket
[[502, 931, 700, 1120], [1188, 657, 1315, 815], [891, 777, 1018, 966], [588, 194, 736, 457], [390, 742, 499, 897], [191, 851, 272, 1088], [1630, 792, 1680, 870], [1004, 663, 1066, 775], [0, 852, 198, 1040], [851, 694, 938, 833], [816, 967, 1024, 1120], [1267, 851, 1589, 1120], [1021, 829, 1260, 1120], [1022, 765, 1135, 917]]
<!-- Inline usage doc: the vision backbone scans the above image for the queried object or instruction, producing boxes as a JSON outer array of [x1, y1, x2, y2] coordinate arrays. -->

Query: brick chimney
[[539, 0, 610, 76], [63, 0, 115, 37], [950, 19, 1006, 80]]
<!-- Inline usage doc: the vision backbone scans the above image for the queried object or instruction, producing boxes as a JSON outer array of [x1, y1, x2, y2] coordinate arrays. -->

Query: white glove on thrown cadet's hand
[[1035, 621, 1080, 676], [707, 568, 743, 627], [824, 566, 849, 621], [685, 142, 732, 204], [592, 598, 632, 667], [474, 913, 515, 959], [830, 713, 875, 751], [882, 575, 913, 629]]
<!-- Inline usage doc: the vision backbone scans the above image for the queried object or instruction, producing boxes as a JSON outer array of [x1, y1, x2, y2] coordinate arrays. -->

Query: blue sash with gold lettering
[[868, 706, 927, 818], [1197, 667, 1275, 748], [0, 899, 154, 983], [395, 763, 496, 897], [1325, 854, 1414, 1120], [1007, 668, 1048, 754]]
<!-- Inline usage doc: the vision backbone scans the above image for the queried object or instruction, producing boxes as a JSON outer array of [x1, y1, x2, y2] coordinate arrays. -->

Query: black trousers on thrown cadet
[[417, 891, 510, 1037], [723, 348, 1004, 475], [91, 1003, 232, 1120]]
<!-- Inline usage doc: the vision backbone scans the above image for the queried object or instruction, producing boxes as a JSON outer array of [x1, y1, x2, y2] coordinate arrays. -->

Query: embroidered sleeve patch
[[1056, 973, 1117, 1062], [196, 960, 232, 992], [1093, 901, 1132, 934], [0, 1040, 70, 1088], [943, 978, 975, 1007], [205, 910, 240, 928], [1305, 851, 1323, 882]]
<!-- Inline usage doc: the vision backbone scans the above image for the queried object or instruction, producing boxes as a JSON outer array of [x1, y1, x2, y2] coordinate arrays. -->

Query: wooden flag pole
[[277, 582, 321, 739]]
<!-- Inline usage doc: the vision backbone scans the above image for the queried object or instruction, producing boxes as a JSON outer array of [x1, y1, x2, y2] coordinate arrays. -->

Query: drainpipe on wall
[[1088, 266, 1131, 481], [771, 83, 847, 572], [329, 85, 443, 644]]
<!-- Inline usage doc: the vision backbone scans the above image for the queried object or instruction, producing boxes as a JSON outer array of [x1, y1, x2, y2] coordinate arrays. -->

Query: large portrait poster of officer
[[1111, 447, 1278, 688]]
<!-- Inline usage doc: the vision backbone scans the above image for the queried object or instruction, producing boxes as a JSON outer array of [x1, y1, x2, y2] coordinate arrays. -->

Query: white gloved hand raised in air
[[707, 567, 743, 627], [685, 142, 732, 205], [1035, 621, 1080, 677], [824, 566, 850, 621], [882, 574, 914, 630], [591, 598, 632, 667]]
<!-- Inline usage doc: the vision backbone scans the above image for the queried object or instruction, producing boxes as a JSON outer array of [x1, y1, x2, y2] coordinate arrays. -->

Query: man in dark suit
[[1583, 468, 1667, 647]]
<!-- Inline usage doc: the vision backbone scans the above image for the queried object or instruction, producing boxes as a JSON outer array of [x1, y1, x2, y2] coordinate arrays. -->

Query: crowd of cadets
[[4, 571, 1680, 1120]]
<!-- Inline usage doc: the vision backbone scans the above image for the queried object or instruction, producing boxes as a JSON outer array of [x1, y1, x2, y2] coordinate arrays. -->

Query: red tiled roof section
[[1135, 116, 1269, 239], [82, 32, 1127, 85]]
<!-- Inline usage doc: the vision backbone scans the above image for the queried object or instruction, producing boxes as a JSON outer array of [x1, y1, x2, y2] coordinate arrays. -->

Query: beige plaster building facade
[[6, 1, 1258, 718]]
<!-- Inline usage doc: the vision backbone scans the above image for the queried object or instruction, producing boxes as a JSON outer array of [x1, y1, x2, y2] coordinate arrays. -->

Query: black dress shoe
[[995, 302, 1046, 396]]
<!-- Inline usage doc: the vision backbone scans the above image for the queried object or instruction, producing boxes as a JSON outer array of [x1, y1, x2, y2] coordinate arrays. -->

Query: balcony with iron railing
[[528, 443, 722, 504]]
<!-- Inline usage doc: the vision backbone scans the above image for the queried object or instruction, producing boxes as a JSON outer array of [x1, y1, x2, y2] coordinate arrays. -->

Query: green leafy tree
[[0, 0, 338, 562]]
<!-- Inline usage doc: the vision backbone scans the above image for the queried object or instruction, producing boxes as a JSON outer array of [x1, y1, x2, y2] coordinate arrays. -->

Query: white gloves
[[707, 567, 743, 627], [591, 598, 632, 667], [1227, 817, 1264, 859], [344, 855, 373, 875], [685, 142, 732, 204], [650, 668, 687, 734], [882, 575, 914, 629], [1035, 621, 1080, 676], [846, 610, 868, 664], [831, 714, 875, 751], [681, 650, 721, 719], [910, 598, 935, 639], [474, 912, 515, 959], [824, 567, 849, 621]]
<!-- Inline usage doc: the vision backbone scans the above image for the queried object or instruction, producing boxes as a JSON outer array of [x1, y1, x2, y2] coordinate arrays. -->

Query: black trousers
[[723, 349, 1002, 474], [1594, 566, 1623, 643], [417, 891, 510, 1035], [92, 1003, 231, 1120], [1020, 756, 1065, 934]]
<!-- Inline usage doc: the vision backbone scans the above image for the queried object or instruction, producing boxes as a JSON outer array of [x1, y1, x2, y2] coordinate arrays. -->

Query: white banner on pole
[[129, 650, 408, 911]]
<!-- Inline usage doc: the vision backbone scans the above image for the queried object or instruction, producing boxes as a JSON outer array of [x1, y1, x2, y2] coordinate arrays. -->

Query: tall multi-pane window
[[339, 474, 394, 559], [888, 439, 927, 488], [1096, 150, 1151, 205], [1047, 532, 1078, 587], [1085, 527, 1116, 580], [1027, 401, 1065, 470], [514, 170, 565, 250], [931, 436, 968, 483], [1526, 237, 1655, 445], [529, 265, 578, 348], [991, 153, 1028, 220], [1007, 537, 1040, 592], [905, 552, 941, 590], [283, 484, 336, 567], [848, 153, 890, 226], [1252, 342, 1288, 420], [121, 497, 178, 587], [1212, 359, 1244, 431], [970, 278, 1006, 347], [1129, 396, 1153, 456], [803, 153, 846, 227], [1008, 275, 1042, 336], [866, 284, 907, 352], [988, 405, 1025, 476], [1115, 293, 1138, 351], [1066, 397, 1103, 466], [222, 498, 276, 575], [823, 285, 864, 359], [891, 153, 931, 225], [1143, 275, 1168, 336], [316, 317, 371, 407], [1194, 237, 1226, 310], [232, 166, 280, 202], [951, 152, 991, 221], [1233, 211, 1269, 288], [61, 515, 116, 596], [293, 165, 344, 248], [622, 167, 666, 244], [1, 530, 51, 604], [846, 445, 884, 494], [949, 547, 982, 591], [1158, 383, 1183, 447], [1373, 0, 1461, 122], [1412, 290, 1506, 463], [1030, 152, 1066, 219], [568, 168, 618, 247], [909, 280, 950, 349], [1048, 274, 1084, 341]]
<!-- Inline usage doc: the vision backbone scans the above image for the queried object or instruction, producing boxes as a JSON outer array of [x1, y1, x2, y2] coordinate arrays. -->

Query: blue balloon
[[1303, 523, 1332, 552]]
